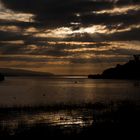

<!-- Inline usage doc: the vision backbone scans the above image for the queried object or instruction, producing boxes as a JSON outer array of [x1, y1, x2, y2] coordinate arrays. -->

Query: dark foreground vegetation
[[0, 101, 140, 139]]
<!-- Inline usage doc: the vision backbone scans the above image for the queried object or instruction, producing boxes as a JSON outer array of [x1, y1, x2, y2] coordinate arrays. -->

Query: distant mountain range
[[0, 68, 54, 76]]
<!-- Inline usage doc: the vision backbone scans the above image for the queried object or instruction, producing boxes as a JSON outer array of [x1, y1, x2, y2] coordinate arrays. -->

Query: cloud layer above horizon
[[0, 0, 140, 74]]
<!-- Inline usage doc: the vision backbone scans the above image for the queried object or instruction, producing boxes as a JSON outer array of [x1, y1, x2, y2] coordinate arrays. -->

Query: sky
[[0, 0, 140, 75]]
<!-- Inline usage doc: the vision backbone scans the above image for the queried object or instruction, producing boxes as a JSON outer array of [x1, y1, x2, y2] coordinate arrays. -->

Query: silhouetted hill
[[88, 55, 140, 80], [0, 68, 54, 77]]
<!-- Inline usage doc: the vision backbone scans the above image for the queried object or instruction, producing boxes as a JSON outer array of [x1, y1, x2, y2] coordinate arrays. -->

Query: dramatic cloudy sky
[[0, 0, 140, 74]]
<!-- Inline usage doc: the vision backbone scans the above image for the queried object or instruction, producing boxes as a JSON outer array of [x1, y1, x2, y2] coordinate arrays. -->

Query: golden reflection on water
[[0, 109, 94, 135]]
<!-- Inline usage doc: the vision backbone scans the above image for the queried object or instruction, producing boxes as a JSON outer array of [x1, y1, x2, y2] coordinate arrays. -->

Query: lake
[[0, 76, 140, 106], [0, 77, 140, 137]]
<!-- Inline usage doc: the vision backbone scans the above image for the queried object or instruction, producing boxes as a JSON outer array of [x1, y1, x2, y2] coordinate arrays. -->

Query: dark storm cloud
[[2, 0, 140, 14], [0, 0, 114, 14], [81, 10, 140, 27], [0, 19, 40, 29], [0, 43, 25, 54], [106, 28, 140, 41], [1, 0, 140, 28], [0, 30, 29, 41], [115, 0, 140, 6]]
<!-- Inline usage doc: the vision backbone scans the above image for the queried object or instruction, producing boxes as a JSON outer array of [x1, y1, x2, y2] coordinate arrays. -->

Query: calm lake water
[[0, 77, 140, 136], [0, 76, 140, 106]]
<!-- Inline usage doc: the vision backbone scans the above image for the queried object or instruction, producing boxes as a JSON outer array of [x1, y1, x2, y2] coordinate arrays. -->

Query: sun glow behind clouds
[[35, 25, 106, 38], [48, 41, 97, 45]]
